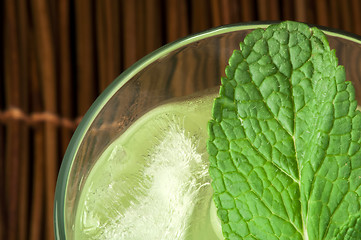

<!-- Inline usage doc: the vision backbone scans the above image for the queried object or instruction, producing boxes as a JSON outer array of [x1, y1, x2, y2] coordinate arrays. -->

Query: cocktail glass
[[54, 22, 361, 239]]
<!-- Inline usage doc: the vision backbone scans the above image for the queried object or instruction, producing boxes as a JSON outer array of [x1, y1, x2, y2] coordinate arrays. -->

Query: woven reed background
[[1, 0, 361, 239]]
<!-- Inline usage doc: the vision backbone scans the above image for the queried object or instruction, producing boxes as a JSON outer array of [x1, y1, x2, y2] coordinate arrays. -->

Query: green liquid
[[74, 90, 223, 239]]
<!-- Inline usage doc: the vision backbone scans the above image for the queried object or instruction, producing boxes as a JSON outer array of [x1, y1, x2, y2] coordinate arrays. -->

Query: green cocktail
[[54, 22, 361, 240]]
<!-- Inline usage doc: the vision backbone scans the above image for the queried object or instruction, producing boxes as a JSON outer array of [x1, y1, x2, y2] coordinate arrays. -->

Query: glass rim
[[53, 20, 361, 239]]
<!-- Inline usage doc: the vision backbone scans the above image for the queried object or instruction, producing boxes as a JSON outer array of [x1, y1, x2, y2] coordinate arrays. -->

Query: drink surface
[[74, 89, 223, 239]]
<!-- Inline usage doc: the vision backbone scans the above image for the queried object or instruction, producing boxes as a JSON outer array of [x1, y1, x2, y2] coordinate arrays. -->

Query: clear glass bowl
[[54, 22, 361, 239]]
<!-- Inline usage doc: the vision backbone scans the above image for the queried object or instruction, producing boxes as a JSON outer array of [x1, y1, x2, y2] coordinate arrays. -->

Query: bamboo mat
[[1, 0, 361, 239]]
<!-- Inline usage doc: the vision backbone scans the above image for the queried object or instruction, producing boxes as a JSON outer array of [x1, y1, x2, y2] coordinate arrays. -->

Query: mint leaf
[[207, 21, 361, 240]]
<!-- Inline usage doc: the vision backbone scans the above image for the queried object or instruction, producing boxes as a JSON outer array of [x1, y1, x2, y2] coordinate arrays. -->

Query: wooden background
[[1, 0, 361, 239]]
